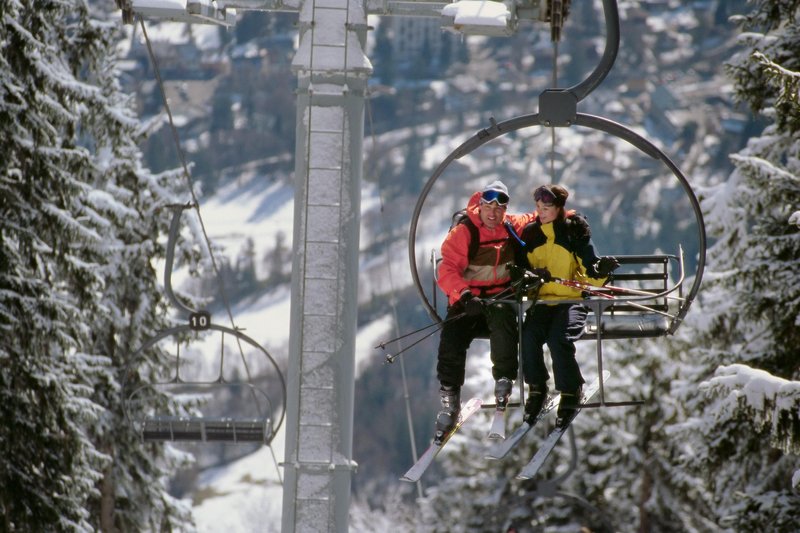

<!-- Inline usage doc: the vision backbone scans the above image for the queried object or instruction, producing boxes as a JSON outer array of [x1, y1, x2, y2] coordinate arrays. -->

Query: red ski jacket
[[437, 191, 536, 305]]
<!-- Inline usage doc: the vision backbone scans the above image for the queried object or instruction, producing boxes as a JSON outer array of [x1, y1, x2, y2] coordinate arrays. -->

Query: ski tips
[[400, 397, 483, 482]]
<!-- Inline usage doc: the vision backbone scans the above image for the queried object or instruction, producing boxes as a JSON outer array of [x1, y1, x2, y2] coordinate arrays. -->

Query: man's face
[[479, 201, 507, 229]]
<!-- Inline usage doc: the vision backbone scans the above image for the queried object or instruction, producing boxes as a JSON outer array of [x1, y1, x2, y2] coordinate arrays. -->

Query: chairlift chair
[[124, 323, 283, 444], [123, 205, 286, 444]]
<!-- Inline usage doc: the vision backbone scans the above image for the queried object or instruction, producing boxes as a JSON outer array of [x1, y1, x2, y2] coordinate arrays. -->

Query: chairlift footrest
[[580, 399, 645, 408], [141, 417, 271, 443]]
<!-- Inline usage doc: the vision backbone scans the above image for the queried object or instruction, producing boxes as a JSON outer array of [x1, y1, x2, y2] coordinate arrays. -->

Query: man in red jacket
[[433, 180, 535, 442]]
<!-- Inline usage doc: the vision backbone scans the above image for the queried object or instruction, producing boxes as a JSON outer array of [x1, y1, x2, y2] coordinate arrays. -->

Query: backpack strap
[[461, 217, 481, 261], [504, 220, 526, 249], [463, 218, 525, 261]]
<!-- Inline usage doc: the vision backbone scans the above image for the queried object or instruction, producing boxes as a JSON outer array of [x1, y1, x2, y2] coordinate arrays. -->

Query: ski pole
[[382, 278, 539, 363], [383, 323, 445, 364], [555, 278, 615, 299], [552, 278, 677, 319], [549, 274, 683, 301], [379, 305, 479, 363], [595, 282, 685, 301], [375, 303, 479, 349], [374, 319, 445, 350]]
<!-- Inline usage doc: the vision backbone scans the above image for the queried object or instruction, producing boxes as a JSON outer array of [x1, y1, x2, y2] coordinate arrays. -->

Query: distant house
[[124, 30, 226, 82], [382, 18, 463, 78]]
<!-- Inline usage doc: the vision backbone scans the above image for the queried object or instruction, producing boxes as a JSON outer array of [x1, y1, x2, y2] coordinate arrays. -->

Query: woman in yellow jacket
[[517, 184, 618, 427]]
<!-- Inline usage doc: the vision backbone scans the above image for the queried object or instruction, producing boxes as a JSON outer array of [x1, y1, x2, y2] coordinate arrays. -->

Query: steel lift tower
[[122, 0, 551, 530]]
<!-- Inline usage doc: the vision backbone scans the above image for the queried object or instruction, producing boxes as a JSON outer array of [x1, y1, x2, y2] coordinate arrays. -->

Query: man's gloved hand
[[459, 290, 484, 316], [530, 268, 552, 282], [506, 262, 525, 283], [596, 256, 620, 277]]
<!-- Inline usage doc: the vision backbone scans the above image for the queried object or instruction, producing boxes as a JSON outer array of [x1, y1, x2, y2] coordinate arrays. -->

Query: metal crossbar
[[142, 416, 271, 443]]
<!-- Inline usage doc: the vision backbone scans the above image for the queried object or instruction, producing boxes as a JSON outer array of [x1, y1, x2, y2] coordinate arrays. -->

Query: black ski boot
[[494, 377, 513, 410], [523, 383, 548, 424], [556, 387, 582, 428], [434, 385, 461, 444]]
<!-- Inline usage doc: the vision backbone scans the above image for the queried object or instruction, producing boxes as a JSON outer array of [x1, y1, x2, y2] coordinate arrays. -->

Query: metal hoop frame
[[123, 323, 287, 444], [408, 111, 707, 333]]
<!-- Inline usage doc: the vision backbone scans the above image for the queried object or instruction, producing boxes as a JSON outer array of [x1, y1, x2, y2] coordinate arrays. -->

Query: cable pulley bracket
[[538, 89, 578, 127]]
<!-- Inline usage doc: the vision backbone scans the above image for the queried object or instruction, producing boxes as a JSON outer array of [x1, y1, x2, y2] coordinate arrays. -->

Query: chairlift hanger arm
[[566, 0, 619, 103], [163, 203, 201, 317], [571, 114, 705, 318], [538, 0, 619, 127]]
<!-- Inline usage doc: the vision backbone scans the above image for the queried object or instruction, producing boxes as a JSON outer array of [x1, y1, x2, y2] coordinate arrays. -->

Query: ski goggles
[[480, 189, 510, 206], [533, 185, 557, 205]]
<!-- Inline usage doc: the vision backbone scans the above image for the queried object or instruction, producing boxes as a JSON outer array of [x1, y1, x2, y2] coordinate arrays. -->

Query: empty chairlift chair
[[123, 204, 286, 445]]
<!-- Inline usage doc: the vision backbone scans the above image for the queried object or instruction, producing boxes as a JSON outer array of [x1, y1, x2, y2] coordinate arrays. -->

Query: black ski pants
[[436, 301, 518, 388], [521, 302, 587, 393]]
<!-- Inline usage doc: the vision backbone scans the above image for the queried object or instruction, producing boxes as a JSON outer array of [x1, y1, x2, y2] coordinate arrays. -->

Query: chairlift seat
[[124, 208, 286, 447], [142, 416, 271, 443], [579, 254, 678, 340], [583, 313, 670, 339]]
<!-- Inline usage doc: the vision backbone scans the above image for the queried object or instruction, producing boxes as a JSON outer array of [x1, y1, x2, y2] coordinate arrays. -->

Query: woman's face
[[536, 201, 560, 224]]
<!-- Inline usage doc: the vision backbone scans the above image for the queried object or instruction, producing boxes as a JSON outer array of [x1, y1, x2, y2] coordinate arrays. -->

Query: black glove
[[596, 256, 620, 277], [530, 268, 552, 282], [506, 262, 525, 283], [459, 291, 484, 316]]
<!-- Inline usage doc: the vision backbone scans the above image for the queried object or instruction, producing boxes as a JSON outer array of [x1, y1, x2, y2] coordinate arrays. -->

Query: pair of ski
[[400, 373, 606, 483], [488, 373, 606, 479]]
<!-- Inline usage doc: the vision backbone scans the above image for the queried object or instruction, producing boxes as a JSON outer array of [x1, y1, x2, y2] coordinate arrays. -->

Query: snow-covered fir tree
[[1, 1, 196, 530], [666, 0, 800, 530]]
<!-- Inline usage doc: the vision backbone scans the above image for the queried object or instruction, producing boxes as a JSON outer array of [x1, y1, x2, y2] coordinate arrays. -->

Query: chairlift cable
[[364, 87, 423, 497], [549, 31, 559, 181], [138, 19, 247, 368], [136, 18, 285, 474]]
